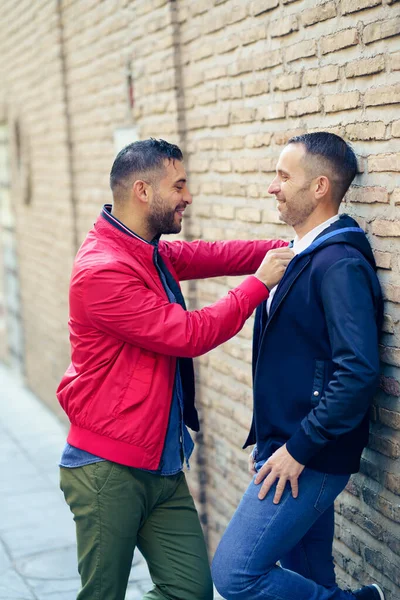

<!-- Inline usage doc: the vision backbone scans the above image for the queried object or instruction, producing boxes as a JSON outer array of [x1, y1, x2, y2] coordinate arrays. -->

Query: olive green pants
[[60, 461, 213, 600]]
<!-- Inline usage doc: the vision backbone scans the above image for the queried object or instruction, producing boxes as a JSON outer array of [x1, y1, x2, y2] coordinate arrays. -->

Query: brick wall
[[0, 0, 399, 596], [0, 0, 78, 411]]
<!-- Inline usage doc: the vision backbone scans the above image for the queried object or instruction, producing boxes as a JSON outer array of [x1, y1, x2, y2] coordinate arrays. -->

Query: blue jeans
[[212, 466, 354, 600]]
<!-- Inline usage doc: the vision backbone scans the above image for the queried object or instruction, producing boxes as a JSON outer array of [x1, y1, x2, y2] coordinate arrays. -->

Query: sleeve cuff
[[286, 427, 320, 466], [237, 276, 270, 311]]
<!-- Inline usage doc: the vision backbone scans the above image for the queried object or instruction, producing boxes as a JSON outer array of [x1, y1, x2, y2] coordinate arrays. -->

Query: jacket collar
[[94, 204, 159, 257], [267, 214, 364, 324]]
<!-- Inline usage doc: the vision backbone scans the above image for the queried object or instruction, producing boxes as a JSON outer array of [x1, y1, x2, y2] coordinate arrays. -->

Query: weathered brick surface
[[325, 91, 360, 113], [365, 84, 400, 107], [301, 2, 336, 27], [321, 29, 358, 55], [345, 55, 385, 78], [364, 17, 400, 44], [0, 1, 399, 595], [342, 0, 381, 14]]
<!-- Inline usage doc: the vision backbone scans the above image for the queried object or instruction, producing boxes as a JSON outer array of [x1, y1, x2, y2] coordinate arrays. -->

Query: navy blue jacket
[[244, 215, 383, 474]]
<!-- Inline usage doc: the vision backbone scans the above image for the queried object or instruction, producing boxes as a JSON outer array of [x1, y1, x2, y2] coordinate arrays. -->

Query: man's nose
[[268, 177, 280, 195], [184, 188, 193, 205]]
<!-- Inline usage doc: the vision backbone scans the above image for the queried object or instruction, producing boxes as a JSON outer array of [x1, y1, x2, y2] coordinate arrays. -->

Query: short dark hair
[[110, 138, 183, 191], [287, 132, 358, 203]]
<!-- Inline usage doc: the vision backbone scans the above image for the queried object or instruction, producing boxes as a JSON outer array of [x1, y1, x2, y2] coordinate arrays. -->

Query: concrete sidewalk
[[0, 363, 186, 599]]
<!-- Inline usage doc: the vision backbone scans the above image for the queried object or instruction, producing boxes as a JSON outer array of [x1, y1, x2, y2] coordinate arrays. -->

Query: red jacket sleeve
[[159, 239, 288, 281], [81, 268, 269, 358]]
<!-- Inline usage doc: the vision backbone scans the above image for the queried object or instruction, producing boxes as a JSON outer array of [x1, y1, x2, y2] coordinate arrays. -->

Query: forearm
[[161, 239, 288, 281]]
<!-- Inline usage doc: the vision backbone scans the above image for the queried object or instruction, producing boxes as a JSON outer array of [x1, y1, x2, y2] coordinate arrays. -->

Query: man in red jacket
[[58, 138, 292, 600]]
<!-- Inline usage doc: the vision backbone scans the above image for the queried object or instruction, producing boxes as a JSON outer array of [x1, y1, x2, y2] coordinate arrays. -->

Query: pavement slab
[[0, 364, 221, 599]]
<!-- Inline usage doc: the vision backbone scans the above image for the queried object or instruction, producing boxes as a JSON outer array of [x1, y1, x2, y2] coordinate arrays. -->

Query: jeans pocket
[[93, 461, 116, 494], [314, 472, 350, 514]]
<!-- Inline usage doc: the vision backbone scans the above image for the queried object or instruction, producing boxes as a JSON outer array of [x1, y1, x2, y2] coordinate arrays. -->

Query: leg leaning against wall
[[212, 466, 351, 600]]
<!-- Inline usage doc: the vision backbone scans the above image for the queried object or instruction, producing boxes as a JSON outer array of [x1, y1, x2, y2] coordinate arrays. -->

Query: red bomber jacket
[[57, 206, 287, 469]]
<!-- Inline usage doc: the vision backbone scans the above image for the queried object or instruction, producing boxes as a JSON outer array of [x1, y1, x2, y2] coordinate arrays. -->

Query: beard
[[147, 191, 182, 236], [278, 185, 317, 227]]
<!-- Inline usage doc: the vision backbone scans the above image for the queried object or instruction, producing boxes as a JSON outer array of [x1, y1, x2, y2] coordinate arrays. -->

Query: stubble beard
[[278, 185, 317, 228], [147, 191, 182, 236]]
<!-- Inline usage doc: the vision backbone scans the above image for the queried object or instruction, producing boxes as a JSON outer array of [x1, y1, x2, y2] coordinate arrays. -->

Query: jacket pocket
[[311, 359, 325, 406], [113, 350, 156, 417]]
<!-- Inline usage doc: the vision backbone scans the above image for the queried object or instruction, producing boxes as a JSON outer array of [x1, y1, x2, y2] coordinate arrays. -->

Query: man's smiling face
[[147, 159, 192, 236], [268, 143, 318, 228]]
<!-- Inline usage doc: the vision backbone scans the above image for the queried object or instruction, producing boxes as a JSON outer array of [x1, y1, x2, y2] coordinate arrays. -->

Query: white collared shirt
[[266, 214, 340, 315]]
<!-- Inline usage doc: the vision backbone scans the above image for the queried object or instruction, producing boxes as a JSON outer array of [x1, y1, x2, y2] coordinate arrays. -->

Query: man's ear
[[132, 179, 151, 205], [314, 175, 330, 200]]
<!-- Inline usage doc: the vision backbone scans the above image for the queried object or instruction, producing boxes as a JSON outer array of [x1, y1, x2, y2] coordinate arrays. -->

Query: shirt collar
[[292, 214, 340, 256]]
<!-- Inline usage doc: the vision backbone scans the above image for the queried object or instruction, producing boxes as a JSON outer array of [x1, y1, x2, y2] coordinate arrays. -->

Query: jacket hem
[[67, 424, 161, 470]]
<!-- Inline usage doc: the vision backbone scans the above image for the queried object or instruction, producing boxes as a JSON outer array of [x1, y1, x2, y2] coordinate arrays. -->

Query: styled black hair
[[288, 132, 358, 202], [110, 138, 183, 191]]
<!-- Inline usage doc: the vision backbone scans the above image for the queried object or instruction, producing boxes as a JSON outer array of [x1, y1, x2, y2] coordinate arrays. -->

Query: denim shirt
[[60, 225, 194, 475]]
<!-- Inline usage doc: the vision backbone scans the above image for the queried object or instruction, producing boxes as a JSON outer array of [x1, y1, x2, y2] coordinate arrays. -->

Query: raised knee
[[212, 549, 243, 600]]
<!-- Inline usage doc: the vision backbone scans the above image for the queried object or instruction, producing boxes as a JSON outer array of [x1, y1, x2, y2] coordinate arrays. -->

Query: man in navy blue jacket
[[212, 133, 385, 600]]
